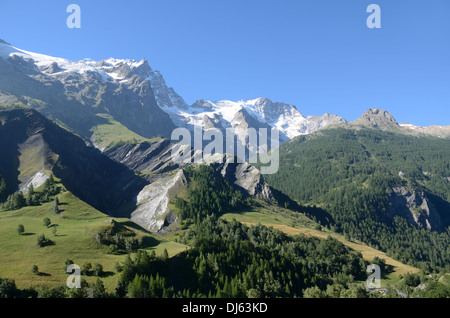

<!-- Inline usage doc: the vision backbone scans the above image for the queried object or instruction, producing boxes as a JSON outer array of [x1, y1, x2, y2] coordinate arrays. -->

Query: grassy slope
[[221, 205, 419, 286], [0, 190, 187, 291], [90, 114, 155, 149]]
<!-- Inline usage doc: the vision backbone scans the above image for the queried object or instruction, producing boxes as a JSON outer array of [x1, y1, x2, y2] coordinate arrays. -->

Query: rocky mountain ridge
[[0, 40, 176, 143], [1, 40, 448, 151]]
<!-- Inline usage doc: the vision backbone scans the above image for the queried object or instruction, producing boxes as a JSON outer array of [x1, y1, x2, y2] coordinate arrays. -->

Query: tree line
[[1, 174, 59, 211]]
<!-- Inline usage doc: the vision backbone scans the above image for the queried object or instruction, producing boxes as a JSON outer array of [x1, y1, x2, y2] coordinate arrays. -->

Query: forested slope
[[263, 128, 450, 272]]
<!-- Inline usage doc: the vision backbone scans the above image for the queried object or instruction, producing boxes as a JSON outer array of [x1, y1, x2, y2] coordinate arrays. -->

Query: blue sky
[[0, 0, 449, 126]]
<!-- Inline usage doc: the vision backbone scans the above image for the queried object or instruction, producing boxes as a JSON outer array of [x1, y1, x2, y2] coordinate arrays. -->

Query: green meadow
[[0, 189, 187, 291]]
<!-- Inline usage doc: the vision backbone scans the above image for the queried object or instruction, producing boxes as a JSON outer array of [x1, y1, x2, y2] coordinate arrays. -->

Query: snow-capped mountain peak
[[0, 40, 347, 143], [0, 40, 153, 82], [0, 40, 176, 141], [155, 92, 347, 142]]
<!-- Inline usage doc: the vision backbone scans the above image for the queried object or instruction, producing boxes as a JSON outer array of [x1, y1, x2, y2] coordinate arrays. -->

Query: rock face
[[211, 157, 273, 201], [132, 170, 187, 233], [351, 108, 400, 131], [19, 170, 49, 193], [0, 41, 176, 142], [103, 139, 187, 176], [146, 68, 189, 111], [103, 142, 275, 232], [106, 140, 274, 200], [386, 187, 445, 231]]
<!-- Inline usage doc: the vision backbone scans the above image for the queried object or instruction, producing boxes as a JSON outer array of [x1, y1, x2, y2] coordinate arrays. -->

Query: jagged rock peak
[[191, 99, 215, 109], [352, 108, 399, 130], [362, 108, 397, 123], [146, 67, 189, 110], [106, 57, 151, 79]]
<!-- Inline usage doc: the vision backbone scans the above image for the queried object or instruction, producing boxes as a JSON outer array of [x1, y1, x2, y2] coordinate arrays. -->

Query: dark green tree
[[64, 259, 74, 273], [81, 262, 92, 276], [17, 224, 25, 235], [26, 184, 35, 206], [52, 197, 60, 215], [0, 177, 7, 202], [0, 278, 19, 298], [93, 263, 103, 277], [91, 278, 106, 298], [36, 234, 47, 247], [31, 265, 39, 275], [114, 262, 123, 273], [37, 285, 67, 298], [161, 248, 169, 262], [43, 218, 51, 228]]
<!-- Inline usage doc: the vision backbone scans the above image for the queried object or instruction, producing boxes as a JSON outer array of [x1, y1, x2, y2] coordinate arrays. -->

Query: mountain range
[[2, 40, 447, 153], [0, 39, 449, 289]]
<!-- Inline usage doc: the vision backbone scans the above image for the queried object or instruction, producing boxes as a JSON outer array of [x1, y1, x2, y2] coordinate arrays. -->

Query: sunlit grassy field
[[90, 114, 156, 149], [0, 190, 187, 291]]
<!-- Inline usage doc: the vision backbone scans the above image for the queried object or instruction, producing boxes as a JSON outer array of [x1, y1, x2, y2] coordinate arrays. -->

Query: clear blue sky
[[0, 0, 449, 126]]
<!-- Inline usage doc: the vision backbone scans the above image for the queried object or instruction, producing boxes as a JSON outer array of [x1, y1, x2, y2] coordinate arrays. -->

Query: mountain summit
[[351, 108, 400, 131]]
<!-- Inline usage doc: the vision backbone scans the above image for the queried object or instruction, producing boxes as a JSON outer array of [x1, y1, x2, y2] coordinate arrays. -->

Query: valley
[[0, 39, 449, 299]]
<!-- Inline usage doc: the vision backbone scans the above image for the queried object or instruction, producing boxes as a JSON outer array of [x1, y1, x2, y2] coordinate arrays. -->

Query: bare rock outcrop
[[387, 186, 444, 231], [351, 108, 400, 131], [209, 156, 274, 201], [131, 170, 187, 233]]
